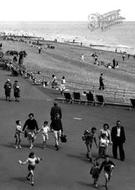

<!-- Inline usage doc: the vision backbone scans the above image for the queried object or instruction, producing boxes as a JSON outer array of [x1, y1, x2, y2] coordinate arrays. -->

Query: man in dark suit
[[50, 102, 62, 121], [111, 120, 126, 161]]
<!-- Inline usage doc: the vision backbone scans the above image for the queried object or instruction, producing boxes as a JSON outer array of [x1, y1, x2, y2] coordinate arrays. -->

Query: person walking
[[99, 155, 115, 190], [4, 79, 12, 101], [99, 73, 104, 90], [13, 80, 20, 102], [82, 127, 98, 162], [23, 113, 39, 149], [50, 102, 62, 121], [50, 113, 63, 150], [111, 120, 126, 161], [19, 152, 43, 186]]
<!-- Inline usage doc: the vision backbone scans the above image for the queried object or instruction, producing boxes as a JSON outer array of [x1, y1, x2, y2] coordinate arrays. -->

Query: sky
[[0, 0, 134, 21]]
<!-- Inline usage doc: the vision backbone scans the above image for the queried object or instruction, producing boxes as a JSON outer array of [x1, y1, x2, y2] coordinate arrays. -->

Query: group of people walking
[[82, 120, 126, 162], [4, 79, 20, 101], [14, 102, 64, 151], [82, 120, 126, 189]]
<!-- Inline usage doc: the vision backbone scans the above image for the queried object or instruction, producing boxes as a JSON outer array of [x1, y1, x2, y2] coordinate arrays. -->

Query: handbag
[[60, 134, 67, 143]]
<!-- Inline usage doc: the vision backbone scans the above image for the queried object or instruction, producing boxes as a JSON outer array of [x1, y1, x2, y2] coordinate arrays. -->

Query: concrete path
[[0, 68, 134, 190]]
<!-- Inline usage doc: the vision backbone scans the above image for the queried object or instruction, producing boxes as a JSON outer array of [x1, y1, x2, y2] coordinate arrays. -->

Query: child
[[99, 123, 111, 143], [99, 155, 115, 190], [82, 127, 98, 162], [98, 134, 110, 158], [14, 120, 22, 149], [90, 161, 100, 188], [19, 152, 43, 186], [39, 121, 50, 148]]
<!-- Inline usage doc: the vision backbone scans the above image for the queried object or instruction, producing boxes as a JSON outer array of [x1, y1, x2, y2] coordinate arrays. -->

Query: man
[[111, 120, 126, 161], [4, 79, 12, 101], [99, 73, 104, 90], [23, 113, 39, 149], [50, 102, 62, 121], [50, 113, 63, 150]]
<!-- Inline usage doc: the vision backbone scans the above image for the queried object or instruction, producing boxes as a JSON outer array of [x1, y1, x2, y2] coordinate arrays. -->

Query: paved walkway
[[0, 68, 135, 190]]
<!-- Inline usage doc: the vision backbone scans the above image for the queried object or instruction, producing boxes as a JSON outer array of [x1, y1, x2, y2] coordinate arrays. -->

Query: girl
[[19, 152, 42, 186]]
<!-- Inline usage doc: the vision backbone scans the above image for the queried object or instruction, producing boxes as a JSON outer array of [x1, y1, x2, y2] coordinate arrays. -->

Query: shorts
[[28, 165, 35, 171]]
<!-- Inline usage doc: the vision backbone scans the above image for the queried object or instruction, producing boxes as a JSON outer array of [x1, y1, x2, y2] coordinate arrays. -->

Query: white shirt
[[41, 125, 50, 134], [117, 128, 121, 137], [16, 125, 22, 132], [99, 137, 109, 147], [26, 157, 38, 166]]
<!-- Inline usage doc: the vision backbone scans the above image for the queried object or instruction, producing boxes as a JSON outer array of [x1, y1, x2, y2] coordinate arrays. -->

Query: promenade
[[0, 67, 135, 190]]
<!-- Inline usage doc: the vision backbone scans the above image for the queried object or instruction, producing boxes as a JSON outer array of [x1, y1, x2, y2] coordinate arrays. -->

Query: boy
[[90, 161, 100, 188], [39, 121, 50, 148], [98, 134, 110, 158], [14, 120, 22, 149], [99, 155, 115, 190], [19, 152, 42, 186], [82, 127, 98, 162]]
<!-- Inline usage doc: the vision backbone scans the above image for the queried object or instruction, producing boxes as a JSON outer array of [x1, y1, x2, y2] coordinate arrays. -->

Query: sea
[[0, 21, 135, 54]]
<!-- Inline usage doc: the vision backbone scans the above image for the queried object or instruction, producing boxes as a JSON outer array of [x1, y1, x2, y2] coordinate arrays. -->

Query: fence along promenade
[[25, 70, 135, 106]]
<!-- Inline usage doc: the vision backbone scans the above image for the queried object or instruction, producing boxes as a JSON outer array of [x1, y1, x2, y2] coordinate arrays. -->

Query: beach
[[0, 35, 135, 98]]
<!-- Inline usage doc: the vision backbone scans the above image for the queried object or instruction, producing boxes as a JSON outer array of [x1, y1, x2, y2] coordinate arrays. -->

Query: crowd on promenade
[[0, 40, 128, 189], [13, 100, 126, 189]]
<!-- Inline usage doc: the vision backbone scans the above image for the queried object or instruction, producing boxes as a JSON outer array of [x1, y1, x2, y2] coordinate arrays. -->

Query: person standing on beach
[[4, 79, 12, 101], [111, 120, 126, 161], [99, 73, 104, 90]]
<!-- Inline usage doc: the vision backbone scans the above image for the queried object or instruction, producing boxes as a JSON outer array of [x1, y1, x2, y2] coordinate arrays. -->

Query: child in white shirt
[[99, 134, 109, 158], [19, 152, 42, 186], [39, 121, 50, 148], [14, 120, 23, 149]]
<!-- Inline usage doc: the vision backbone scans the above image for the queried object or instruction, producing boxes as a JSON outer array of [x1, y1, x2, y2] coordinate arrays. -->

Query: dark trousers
[[99, 82, 104, 90], [112, 139, 125, 161]]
